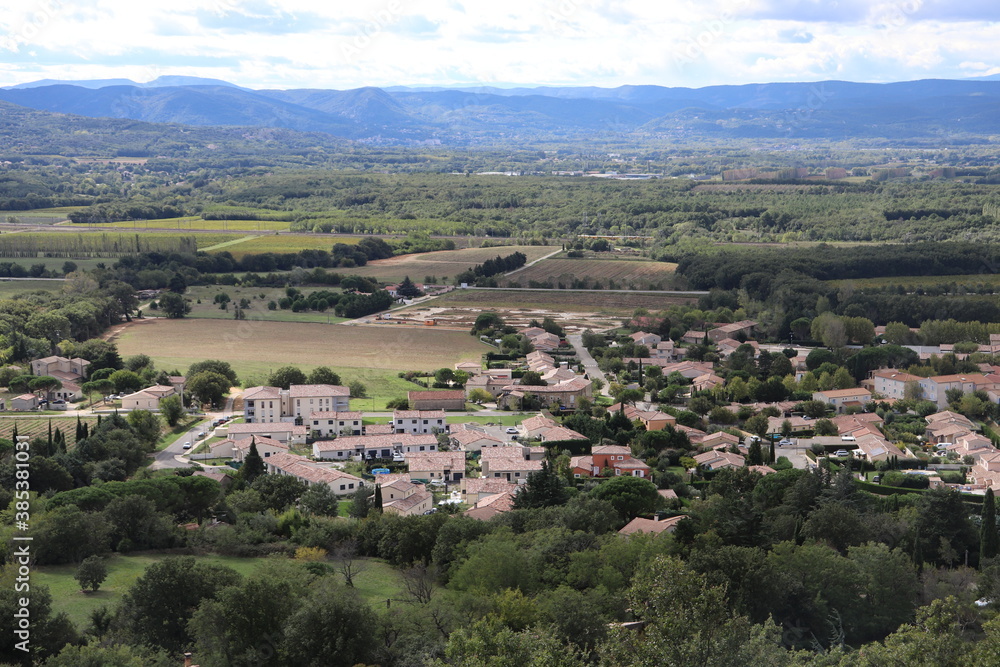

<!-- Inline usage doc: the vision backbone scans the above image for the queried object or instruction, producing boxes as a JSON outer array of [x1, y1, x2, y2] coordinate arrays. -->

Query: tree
[[832, 366, 855, 389], [471, 311, 504, 334], [348, 380, 367, 398], [157, 292, 190, 318], [747, 440, 764, 466], [983, 488, 999, 562], [300, 482, 339, 516], [279, 578, 378, 667], [348, 485, 370, 518], [468, 388, 493, 404], [396, 275, 423, 298], [74, 555, 108, 592], [513, 461, 570, 509], [590, 475, 658, 520], [126, 409, 162, 447], [268, 365, 307, 389], [187, 360, 239, 386], [814, 418, 838, 436], [108, 369, 142, 395], [159, 394, 184, 427], [227, 434, 261, 483], [307, 366, 341, 385], [251, 473, 306, 511], [187, 371, 230, 407], [520, 371, 546, 386], [744, 414, 769, 439]]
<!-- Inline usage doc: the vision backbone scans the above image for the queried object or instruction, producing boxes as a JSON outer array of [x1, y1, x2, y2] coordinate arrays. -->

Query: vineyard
[[342, 245, 558, 283], [0, 416, 100, 448], [96, 217, 293, 232], [0, 232, 198, 258]]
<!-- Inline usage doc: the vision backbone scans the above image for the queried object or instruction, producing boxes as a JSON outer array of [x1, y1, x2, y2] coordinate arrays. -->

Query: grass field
[[341, 245, 560, 283], [502, 257, 679, 289], [2, 206, 83, 224], [0, 279, 63, 295], [34, 553, 407, 630], [208, 234, 362, 259], [428, 288, 700, 312], [181, 285, 350, 324], [828, 273, 1000, 290], [114, 318, 489, 408]]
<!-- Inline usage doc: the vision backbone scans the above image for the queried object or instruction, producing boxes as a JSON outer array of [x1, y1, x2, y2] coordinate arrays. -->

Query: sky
[[1, 0, 999, 90]]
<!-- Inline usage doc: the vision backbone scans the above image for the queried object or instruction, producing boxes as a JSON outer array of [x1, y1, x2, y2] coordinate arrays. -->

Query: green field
[[0, 279, 64, 295], [180, 285, 350, 324], [0, 416, 99, 446], [115, 318, 489, 408], [207, 234, 362, 259], [88, 217, 292, 232], [828, 273, 1000, 290], [34, 553, 407, 630], [2, 206, 83, 224]]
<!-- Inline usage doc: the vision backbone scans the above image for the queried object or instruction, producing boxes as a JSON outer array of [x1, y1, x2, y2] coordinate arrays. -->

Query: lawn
[[341, 245, 560, 284], [34, 553, 407, 630], [114, 318, 490, 408], [502, 257, 679, 290]]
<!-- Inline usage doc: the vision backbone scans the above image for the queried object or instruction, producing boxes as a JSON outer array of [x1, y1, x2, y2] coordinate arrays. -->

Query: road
[[568, 333, 611, 398], [149, 407, 232, 470]]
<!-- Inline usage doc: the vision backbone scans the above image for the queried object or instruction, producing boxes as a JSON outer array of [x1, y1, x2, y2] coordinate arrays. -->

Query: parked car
[[505, 427, 519, 434], [778, 439, 793, 446], [834, 449, 849, 457]]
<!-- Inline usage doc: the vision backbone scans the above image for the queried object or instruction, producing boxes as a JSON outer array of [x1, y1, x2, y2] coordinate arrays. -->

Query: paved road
[[149, 406, 233, 470], [568, 333, 611, 398]]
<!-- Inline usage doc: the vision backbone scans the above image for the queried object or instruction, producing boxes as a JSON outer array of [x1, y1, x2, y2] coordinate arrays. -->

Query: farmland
[[114, 318, 489, 407], [0, 415, 99, 447], [206, 234, 362, 259], [179, 285, 349, 324], [501, 257, 680, 290], [0, 279, 64, 296], [3, 206, 83, 224], [343, 245, 560, 283], [424, 287, 700, 313], [84, 216, 292, 232], [828, 273, 1000, 291]]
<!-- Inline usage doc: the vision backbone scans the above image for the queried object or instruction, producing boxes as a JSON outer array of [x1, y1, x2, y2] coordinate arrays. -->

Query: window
[[348, 483, 354, 489], [574, 473, 581, 478], [340, 484, 346, 490], [419, 446, 425, 451]]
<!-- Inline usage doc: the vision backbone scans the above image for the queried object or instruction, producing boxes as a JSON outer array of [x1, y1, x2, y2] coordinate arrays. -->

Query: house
[[380, 479, 434, 516], [393, 409, 447, 434], [464, 373, 510, 399], [692, 373, 725, 393], [618, 515, 687, 536], [651, 340, 681, 361], [464, 490, 517, 521], [192, 470, 233, 490], [308, 411, 364, 438], [870, 370, 925, 401], [242, 384, 350, 423], [312, 433, 438, 460], [521, 413, 558, 438], [854, 433, 897, 463], [519, 327, 560, 351], [708, 320, 757, 342], [700, 431, 740, 451], [498, 376, 592, 410], [264, 452, 365, 496], [766, 415, 812, 435], [455, 361, 482, 375], [536, 425, 589, 444], [659, 361, 715, 380], [716, 338, 760, 359], [364, 423, 395, 436], [409, 390, 466, 411], [693, 449, 745, 471], [222, 422, 309, 446], [681, 330, 708, 345], [121, 384, 177, 411], [570, 444, 651, 478], [406, 451, 467, 483], [449, 424, 505, 452], [871, 370, 996, 408], [208, 435, 289, 461], [461, 477, 519, 505], [480, 447, 545, 482], [812, 388, 872, 413], [10, 394, 38, 411], [30, 356, 90, 378], [630, 331, 662, 347], [608, 404, 677, 431]]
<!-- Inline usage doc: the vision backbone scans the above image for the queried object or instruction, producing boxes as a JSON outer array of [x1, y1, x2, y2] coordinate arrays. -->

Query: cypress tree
[[240, 437, 266, 485], [373, 484, 383, 514], [982, 488, 999, 562], [768, 439, 776, 464], [75, 416, 83, 441], [12, 423, 17, 441]]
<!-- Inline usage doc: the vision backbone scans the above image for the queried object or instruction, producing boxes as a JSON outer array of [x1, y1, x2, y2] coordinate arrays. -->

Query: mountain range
[[2, 76, 1000, 144]]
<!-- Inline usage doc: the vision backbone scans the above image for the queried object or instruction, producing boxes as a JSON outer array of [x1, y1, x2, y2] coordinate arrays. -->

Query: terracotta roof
[[232, 436, 287, 451], [228, 422, 307, 435], [394, 409, 446, 419], [313, 433, 437, 452], [538, 426, 588, 442], [288, 384, 350, 397], [365, 424, 395, 435], [384, 488, 432, 512], [408, 390, 465, 401], [266, 453, 364, 486], [618, 515, 686, 535], [310, 411, 363, 420], [243, 386, 282, 400], [463, 478, 518, 495], [406, 451, 466, 472], [815, 388, 872, 399]]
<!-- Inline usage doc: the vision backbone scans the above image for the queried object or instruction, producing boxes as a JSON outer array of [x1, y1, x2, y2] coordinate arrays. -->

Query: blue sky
[[1, 0, 998, 89]]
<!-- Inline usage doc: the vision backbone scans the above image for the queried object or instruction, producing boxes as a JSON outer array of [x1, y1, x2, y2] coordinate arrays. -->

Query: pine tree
[[982, 488, 999, 562], [240, 437, 266, 485]]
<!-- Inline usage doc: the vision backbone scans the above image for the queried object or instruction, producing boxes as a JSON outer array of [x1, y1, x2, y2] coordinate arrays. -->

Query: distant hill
[[1, 77, 998, 143]]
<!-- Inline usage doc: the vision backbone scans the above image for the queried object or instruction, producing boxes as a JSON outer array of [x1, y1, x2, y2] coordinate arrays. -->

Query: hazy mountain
[[1, 77, 998, 143], [5, 75, 247, 90]]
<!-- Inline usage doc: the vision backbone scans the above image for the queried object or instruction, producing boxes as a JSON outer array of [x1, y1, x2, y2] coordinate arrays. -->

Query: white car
[[505, 427, 519, 434], [834, 449, 849, 457], [182, 442, 191, 450]]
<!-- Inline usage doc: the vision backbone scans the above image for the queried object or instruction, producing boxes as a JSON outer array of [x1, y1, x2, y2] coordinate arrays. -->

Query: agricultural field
[[2, 206, 83, 225], [34, 554, 411, 630], [0, 279, 64, 295], [178, 285, 349, 324], [828, 273, 1000, 291], [0, 231, 222, 258], [501, 257, 680, 290], [424, 287, 700, 313], [343, 245, 560, 283], [0, 415, 99, 447], [206, 234, 362, 259], [84, 216, 293, 232], [114, 318, 489, 408]]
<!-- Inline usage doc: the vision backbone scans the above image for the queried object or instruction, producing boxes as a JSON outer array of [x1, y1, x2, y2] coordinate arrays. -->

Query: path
[[502, 248, 563, 277], [568, 333, 611, 398]]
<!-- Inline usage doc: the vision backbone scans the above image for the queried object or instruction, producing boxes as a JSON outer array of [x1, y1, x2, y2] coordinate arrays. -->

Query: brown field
[[343, 245, 561, 283], [113, 318, 490, 403], [501, 258, 679, 289]]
